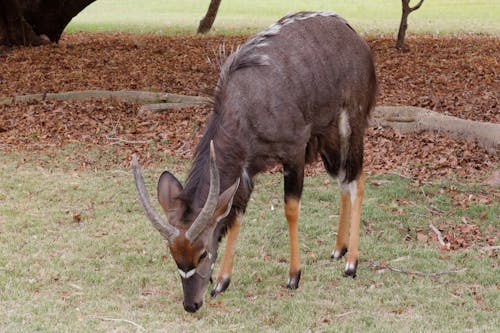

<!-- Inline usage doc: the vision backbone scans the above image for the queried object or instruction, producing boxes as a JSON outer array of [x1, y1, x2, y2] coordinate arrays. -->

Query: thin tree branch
[[410, 0, 425, 12]]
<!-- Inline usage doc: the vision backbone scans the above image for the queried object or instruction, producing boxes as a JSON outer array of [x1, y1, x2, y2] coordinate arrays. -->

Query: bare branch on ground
[[369, 261, 466, 278], [91, 316, 145, 331], [429, 223, 451, 250]]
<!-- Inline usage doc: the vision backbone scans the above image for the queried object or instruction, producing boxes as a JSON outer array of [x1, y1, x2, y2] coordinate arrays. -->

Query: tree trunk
[[0, 0, 96, 46], [0, 0, 46, 45], [396, 0, 424, 50], [396, 0, 411, 50], [197, 0, 222, 34]]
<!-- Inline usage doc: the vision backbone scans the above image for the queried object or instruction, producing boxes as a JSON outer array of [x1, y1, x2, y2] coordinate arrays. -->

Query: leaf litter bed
[[0, 33, 497, 178], [0, 33, 498, 251]]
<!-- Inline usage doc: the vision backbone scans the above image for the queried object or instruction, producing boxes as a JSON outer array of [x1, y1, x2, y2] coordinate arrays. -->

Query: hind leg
[[321, 119, 366, 277], [332, 186, 351, 260], [339, 171, 365, 277], [320, 149, 350, 261]]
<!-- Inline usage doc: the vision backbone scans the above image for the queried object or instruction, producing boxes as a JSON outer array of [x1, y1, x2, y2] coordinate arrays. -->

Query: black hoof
[[210, 277, 230, 298], [331, 247, 348, 260], [287, 270, 301, 289], [343, 260, 358, 278]]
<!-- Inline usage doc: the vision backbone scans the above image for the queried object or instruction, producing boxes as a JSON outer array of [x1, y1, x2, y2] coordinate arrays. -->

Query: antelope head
[[132, 141, 239, 313]]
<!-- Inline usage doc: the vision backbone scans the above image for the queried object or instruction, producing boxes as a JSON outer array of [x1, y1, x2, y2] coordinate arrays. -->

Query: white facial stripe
[[178, 268, 196, 279]]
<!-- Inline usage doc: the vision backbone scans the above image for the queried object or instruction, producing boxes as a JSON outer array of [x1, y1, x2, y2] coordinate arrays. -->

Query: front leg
[[211, 216, 241, 297], [283, 163, 304, 289]]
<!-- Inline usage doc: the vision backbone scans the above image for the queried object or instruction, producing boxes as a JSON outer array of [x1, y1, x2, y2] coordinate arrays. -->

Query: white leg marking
[[345, 262, 356, 272], [339, 110, 352, 139], [338, 110, 352, 184], [332, 249, 343, 260], [339, 180, 357, 206], [348, 181, 357, 205], [214, 284, 223, 293], [214, 273, 230, 292]]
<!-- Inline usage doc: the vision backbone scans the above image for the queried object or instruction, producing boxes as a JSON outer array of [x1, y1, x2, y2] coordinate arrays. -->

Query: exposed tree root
[[372, 106, 499, 154], [137, 102, 204, 113], [1, 91, 498, 154], [0, 90, 210, 107]]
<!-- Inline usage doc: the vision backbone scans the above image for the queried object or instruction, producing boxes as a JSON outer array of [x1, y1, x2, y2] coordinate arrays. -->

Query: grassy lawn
[[67, 0, 500, 35], [1, 152, 498, 332], [2, 2, 499, 330]]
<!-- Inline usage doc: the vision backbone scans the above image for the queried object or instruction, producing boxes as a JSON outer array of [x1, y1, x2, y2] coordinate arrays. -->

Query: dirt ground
[[0, 33, 498, 181]]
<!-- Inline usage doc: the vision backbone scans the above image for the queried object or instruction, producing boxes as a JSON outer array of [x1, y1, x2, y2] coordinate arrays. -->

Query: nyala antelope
[[133, 11, 376, 313]]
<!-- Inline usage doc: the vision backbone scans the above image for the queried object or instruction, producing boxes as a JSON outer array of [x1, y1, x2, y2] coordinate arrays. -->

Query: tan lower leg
[[333, 190, 351, 259], [216, 217, 241, 283], [345, 172, 365, 275], [285, 198, 301, 284]]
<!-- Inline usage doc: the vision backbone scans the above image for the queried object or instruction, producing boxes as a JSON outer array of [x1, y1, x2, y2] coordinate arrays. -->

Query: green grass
[[67, 0, 500, 35], [1, 151, 498, 332]]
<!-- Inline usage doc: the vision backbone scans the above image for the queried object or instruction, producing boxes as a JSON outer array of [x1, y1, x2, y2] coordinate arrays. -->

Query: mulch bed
[[0, 33, 498, 181]]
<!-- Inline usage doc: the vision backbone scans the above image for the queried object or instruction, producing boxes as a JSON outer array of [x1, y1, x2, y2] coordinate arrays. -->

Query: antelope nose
[[183, 300, 203, 313]]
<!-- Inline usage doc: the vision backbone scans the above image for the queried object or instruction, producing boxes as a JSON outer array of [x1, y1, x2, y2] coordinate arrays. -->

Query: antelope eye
[[199, 251, 208, 262]]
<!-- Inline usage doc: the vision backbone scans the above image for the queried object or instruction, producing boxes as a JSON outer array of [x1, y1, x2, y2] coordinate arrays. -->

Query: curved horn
[[132, 154, 179, 243], [186, 141, 220, 242]]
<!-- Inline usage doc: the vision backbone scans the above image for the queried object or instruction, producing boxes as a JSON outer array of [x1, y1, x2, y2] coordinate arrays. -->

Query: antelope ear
[[157, 171, 184, 218], [214, 178, 240, 223]]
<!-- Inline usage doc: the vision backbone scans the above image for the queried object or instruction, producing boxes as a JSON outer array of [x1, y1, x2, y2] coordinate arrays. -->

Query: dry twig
[[369, 260, 466, 278], [105, 136, 149, 145], [91, 316, 145, 331], [389, 171, 414, 180], [480, 245, 500, 252], [334, 311, 355, 319], [429, 223, 451, 250]]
